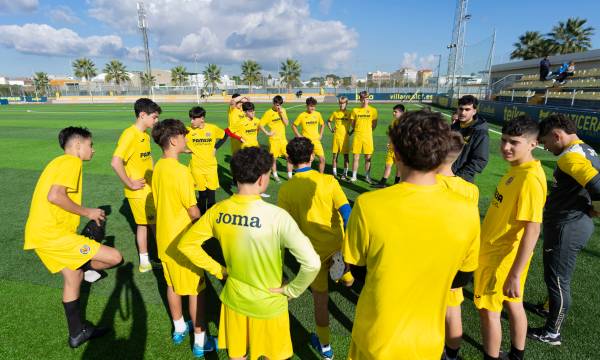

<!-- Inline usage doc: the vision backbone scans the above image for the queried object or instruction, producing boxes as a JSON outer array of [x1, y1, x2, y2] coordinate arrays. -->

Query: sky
[[0, 0, 599, 79]]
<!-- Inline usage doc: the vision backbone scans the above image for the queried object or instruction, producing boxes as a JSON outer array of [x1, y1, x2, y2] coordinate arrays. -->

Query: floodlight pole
[[137, 1, 153, 99], [486, 29, 497, 100], [435, 54, 442, 95], [193, 54, 200, 104]]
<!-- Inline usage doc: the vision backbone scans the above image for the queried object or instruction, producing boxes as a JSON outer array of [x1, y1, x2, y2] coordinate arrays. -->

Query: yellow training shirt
[[278, 168, 348, 259], [294, 111, 324, 141], [178, 194, 320, 319], [343, 182, 480, 359], [241, 116, 261, 147], [350, 105, 378, 135], [24, 154, 83, 249], [228, 107, 246, 152], [151, 157, 197, 262], [260, 108, 288, 141], [186, 124, 225, 173], [113, 125, 153, 199], [328, 109, 352, 139], [437, 174, 480, 205]]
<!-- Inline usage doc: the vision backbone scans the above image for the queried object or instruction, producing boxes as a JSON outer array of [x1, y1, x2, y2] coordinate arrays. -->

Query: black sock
[[63, 299, 83, 337], [379, 177, 387, 185], [445, 345, 460, 359], [508, 345, 524, 360], [197, 191, 208, 214], [394, 176, 400, 184], [206, 190, 216, 210], [483, 353, 499, 360]]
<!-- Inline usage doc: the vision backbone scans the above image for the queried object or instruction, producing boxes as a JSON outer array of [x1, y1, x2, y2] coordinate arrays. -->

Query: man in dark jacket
[[450, 95, 489, 183], [540, 56, 551, 81]]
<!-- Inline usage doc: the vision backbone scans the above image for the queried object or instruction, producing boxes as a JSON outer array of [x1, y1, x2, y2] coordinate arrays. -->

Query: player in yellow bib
[[349, 91, 378, 183], [259, 95, 294, 182], [327, 96, 352, 179], [25, 127, 122, 348], [474, 115, 547, 360], [186, 106, 227, 214], [178, 147, 321, 360], [373, 104, 404, 188], [111, 98, 161, 273], [227, 94, 249, 155], [343, 111, 480, 359], [292, 97, 326, 173]]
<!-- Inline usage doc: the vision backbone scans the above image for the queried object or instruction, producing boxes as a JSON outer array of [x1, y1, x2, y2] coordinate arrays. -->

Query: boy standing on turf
[[437, 132, 480, 360], [151, 119, 217, 357], [278, 137, 354, 360], [292, 97, 326, 173], [327, 96, 352, 179], [25, 127, 123, 348], [186, 106, 226, 214], [343, 110, 480, 359], [349, 91, 378, 183], [111, 98, 161, 273], [227, 94, 249, 155], [259, 95, 293, 182], [373, 104, 404, 188], [178, 146, 321, 360], [474, 115, 547, 360]]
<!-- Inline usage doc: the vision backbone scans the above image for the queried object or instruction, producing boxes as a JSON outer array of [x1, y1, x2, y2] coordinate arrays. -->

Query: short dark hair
[[189, 106, 206, 119], [286, 137, 314, 165], [359, 90, 369, 98], [393, 104, 405, 112], [538, 114, 577, 137], [231, 93, 241, 98], [502, 115, 539, 138], [151, 119, 188, 150], [306, 97, 317, 106], [273, 95, 284, 105], [458, 95, 478, 109], [242, 102, 255, 112], [231, 147, 273, 184], [388, 110, 451, 171], [58, 126, 92, 150], [134, 98, 162, 118]]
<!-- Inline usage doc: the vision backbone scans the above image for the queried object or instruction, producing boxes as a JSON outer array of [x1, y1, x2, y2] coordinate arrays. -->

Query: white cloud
[[50, 6, 81, 25], [319, 0, 333, 14], [401, 52, 437, 70], [418, 54, 437, 70], [401, 52, 418, 69], [0, 0, 37, 12]]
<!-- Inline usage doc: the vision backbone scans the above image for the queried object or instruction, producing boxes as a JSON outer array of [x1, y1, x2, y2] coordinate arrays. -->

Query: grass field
[[0, 101, 599, 360]]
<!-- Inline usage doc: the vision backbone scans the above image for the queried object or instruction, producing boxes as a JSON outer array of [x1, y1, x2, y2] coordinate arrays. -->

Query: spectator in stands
[[540, 56, 551, 81], [555, 61, 575, 85]]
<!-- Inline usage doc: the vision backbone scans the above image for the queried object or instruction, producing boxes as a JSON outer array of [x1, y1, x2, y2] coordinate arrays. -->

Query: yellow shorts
[[385, 146, 396, 166], [311, 257, 332, 292], [34, 234, 101, 273], [474, 256, 532, 312], [269, 139, 288, 158], [218, 304, 293, 360], [311, 139, 325, 157], [332, 135, 350, 154], [162, 259, 206, 295], [127, 194, 156, 225], [352, 135, 374, 155], [348, 339, 369, 360], [190, 167, 219, 191], [447, 288, 464, 307]]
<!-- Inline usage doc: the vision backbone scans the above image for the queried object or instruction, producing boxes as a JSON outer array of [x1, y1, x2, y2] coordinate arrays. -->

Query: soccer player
[[348, 90, 378, 183], [24, 127, 123, 348], [259, 95, 293, 182], [186, 106, 226, 214], [373, 104, 404, 188], [451, 95, 490, 183], [474, 115, 547, 360], [278, 137, 353, 360], [227, 94, 249, 155], [343, 110, 480, 359], [178, 146, 321, 360], [111, 98, 161, 273], [151, 119, 217, 357], [527, 114, 600, 345], [437, 132, 480, 360], [292, 97, 326, 173], [327, 96, 352, 179]]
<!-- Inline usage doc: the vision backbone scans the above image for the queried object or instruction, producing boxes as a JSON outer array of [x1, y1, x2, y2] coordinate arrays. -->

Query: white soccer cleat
[[84, 270, 102, 283], [329, 251, 345, 281]]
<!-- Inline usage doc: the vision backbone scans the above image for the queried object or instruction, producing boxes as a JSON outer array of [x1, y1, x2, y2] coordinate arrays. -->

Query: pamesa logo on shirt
[[216, 212, 262, 228]]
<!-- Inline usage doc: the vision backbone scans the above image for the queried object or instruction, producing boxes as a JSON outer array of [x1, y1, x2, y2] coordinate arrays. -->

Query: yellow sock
[[316, 325, 330, 345]]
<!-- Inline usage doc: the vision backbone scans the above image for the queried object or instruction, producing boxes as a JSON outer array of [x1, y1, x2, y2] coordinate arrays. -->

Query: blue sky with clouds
[[0, 0, 599, 78]]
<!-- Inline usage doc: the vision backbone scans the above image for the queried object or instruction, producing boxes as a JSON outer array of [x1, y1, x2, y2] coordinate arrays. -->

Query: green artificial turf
[[0, 101, 598, 359]]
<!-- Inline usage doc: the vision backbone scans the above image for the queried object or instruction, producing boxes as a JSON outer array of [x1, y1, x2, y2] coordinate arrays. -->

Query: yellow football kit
[[350, 105, 378, 155], [260, 108, 288, 158], [294, 111, 325, 157], [178, 194, 320, 360], [385, 143, 396, 165], [278, 168, 350, 292], [152, 157, 204, 295], [24, 154, 101, 273], [474, 160, 547, 312], [228, 107, 246, 154], [186, 124, 225, 191], [240, 116, 261, 149], [113, 125, 155, 224], [343, 182, 480, 360], [328, 109, 352, 154]]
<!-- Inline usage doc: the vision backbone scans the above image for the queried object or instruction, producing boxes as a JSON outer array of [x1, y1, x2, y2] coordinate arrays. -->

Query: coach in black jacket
[[450, 95, 489, 183]]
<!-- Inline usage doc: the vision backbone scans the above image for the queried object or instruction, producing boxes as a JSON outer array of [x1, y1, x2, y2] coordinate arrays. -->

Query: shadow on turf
[[118, 198, 159, 260]]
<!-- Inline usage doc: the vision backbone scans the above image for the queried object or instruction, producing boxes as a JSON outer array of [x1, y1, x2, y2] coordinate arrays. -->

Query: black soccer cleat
[[68, 323, 110, 348], [527, 327, 561, 346], [531, 302, 549, 318]]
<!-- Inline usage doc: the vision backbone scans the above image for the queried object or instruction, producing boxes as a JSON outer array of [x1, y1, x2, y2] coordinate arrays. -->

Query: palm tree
[[33, 72, 49, 96], [510, 31, 548, 60], [72, 58, 97, 97], [202, 64, 222, 94], [548, 17, 594, 54], [279, 58, 301, 93], [171, 65, 188, 86], [241, 60, 262, 93], [104, 60, 131, 88], [140, 72, 156, 89]]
